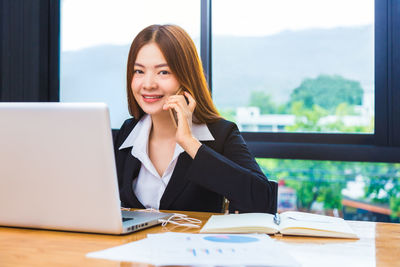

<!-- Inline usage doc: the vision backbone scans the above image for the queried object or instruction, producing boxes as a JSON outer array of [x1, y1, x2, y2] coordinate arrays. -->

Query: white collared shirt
[[119, 114, 214, 209]]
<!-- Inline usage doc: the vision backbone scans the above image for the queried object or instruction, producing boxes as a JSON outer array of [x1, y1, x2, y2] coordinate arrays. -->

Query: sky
[[61, 0, 374, 51]]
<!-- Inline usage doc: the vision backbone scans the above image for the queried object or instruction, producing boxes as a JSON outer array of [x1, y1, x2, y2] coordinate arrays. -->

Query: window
[[1, 0, 395, 223], [2, 0, 399, 222], [212, 0, 374, 134], [60, 0, 200, 128]]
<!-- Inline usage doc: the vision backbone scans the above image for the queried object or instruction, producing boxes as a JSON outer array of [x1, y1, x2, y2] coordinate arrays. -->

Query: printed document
[[87, 232, 299, 266]]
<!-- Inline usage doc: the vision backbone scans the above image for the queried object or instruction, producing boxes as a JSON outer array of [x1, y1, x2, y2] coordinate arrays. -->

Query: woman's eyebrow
[[134, 63, 168, 68], [155, 63, 168, 68]]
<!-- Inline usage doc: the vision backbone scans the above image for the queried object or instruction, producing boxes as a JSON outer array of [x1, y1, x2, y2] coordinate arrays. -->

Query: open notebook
[[200, 211, 358, 239]]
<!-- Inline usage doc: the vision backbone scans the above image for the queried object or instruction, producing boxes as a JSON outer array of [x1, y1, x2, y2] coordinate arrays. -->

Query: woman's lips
[[142, 94, 163, 103]]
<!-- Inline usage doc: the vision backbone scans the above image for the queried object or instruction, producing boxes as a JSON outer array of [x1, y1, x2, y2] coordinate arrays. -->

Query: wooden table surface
[[1, 210, 399, 267]]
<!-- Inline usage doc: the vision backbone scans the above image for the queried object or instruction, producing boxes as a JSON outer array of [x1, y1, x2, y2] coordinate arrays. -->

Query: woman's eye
[[159, 70, 170, 75], [134, 69, 143, 74]]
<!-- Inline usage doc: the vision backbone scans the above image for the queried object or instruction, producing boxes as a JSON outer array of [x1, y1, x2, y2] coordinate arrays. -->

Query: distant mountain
[[212, 25, 374, 108], [61, 25, 374, 126]]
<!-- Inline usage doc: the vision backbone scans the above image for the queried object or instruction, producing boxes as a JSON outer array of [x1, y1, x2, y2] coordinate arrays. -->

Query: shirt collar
[[119, 114, 215, 150]]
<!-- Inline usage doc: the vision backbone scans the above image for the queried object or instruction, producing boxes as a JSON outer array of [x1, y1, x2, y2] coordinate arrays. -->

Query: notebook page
[[200, 213, 279, 234], [278, 211, 357, 238]]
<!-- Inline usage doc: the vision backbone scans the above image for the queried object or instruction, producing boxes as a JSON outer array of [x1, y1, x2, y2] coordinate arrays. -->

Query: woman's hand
[[163, 91, 201, 158]]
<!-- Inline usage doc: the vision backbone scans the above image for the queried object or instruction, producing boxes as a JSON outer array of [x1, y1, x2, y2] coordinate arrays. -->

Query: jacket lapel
[[120, 154, 145, 209], [159, 152, 192, 209]]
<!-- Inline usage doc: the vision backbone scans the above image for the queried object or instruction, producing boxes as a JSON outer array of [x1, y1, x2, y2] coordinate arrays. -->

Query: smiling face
[[131, 43, 180, 116]]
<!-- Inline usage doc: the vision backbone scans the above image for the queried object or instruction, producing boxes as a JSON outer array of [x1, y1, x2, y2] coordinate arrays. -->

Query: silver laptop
[[0, 102, 171, 234]]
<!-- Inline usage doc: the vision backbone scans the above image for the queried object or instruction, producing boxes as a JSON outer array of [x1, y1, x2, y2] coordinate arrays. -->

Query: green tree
[[362, 164, 400, 220], [249, 91, 277, 114], [248, 91, 290, 114], [257, 158, 351, 212], [285, 101, 328, 132], [286, 99, 373, 133], [323, 103, 374, 133], [290, 75, 363, 112], [256, 158, 400, 221]]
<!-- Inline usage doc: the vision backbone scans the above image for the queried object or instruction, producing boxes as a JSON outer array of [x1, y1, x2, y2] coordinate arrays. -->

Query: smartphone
[[169, 87, 189, 128]]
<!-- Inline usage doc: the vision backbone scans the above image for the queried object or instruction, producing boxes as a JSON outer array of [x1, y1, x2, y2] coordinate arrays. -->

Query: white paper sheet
[[277, 222, 376, 267], [86, 238, 152, 264], [87, 233, 299, 266]]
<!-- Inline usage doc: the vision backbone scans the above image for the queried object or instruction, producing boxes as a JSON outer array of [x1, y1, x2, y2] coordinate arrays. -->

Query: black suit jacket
[[113, 118, 275, 213]]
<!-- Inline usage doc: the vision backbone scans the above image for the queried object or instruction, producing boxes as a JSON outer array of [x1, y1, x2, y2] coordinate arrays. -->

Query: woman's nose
[[142, 72, 156, 89]]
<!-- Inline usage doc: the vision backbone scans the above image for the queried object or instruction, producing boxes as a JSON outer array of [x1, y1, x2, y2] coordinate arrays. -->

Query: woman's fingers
[[165, 102, 190, 129], [163, 91, 197, 147], [165, 94, 193, 114], [184, 91, 196, 112], [163, 92, 196, 131]]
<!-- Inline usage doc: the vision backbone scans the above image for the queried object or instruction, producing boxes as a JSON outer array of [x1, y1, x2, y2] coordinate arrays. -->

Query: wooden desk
[[0, 210, 399, 267]]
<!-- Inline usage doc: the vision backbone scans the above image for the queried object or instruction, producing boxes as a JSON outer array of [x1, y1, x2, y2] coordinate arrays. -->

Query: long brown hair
[[126, 24, 221, 123]]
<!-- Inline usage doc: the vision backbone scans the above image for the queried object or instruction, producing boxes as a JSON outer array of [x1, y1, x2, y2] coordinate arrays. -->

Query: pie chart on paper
[[203, 235, 259, 243]]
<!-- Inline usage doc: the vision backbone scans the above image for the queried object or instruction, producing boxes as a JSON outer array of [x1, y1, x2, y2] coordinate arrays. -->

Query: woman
[[113, 24, 275, 213]]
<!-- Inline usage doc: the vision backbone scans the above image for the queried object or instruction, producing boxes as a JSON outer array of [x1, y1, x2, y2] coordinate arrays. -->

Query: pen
[[274, 213, 281, 225]]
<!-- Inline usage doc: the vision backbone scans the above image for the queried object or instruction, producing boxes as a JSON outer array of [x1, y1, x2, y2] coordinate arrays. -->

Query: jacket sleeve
[[185, 122, 275, 213]]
